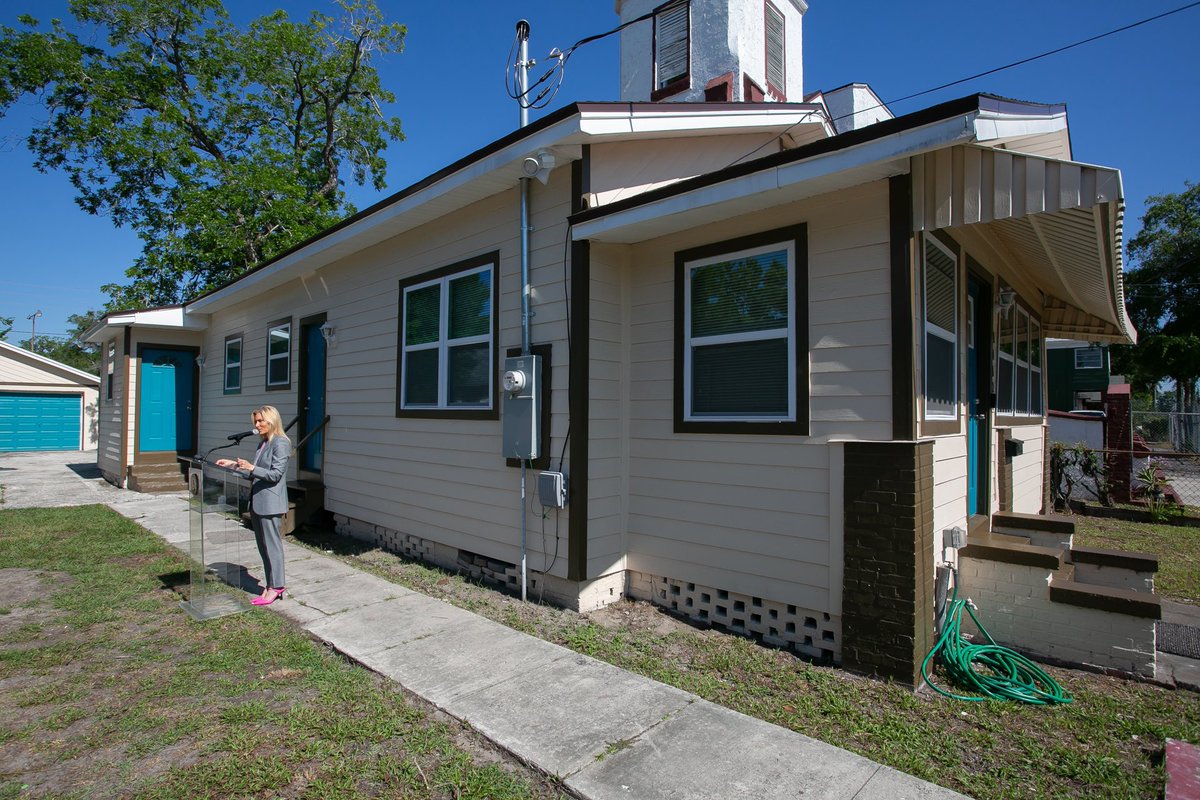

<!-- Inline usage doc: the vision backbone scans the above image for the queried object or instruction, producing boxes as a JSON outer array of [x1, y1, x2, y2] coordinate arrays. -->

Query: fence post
[[1103, 384, 1133, 502]]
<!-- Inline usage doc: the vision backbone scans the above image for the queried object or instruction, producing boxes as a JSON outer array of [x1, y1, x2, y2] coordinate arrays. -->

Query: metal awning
[[912, 145, 1135, 344]]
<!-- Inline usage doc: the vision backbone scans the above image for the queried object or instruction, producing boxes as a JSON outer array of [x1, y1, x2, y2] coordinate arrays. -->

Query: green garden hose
[[921, 579, 1073, 705]]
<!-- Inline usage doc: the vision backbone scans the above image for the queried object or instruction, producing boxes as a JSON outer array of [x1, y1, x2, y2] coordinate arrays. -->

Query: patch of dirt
[[586, 598, 699, 637]]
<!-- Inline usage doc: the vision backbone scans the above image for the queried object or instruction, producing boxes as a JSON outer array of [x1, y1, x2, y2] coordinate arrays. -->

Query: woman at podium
[[217, 405, 291, 606]]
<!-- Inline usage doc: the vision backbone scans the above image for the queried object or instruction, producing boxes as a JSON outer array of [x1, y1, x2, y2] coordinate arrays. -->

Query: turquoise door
[[138, 347, 195, 452], [0, 392, 81, 451], [299, 320, 326, 472], [967, 277, 989, 516]]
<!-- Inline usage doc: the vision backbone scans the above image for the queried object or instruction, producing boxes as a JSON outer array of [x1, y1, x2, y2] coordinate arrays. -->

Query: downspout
[[516, 19, 532, 602]]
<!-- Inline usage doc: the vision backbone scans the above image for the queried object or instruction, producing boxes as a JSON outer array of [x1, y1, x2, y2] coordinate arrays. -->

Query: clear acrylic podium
[[181, 459, 252, 620]]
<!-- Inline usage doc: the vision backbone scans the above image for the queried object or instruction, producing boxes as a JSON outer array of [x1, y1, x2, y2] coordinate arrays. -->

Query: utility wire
[[729, 0, 1200, 167]]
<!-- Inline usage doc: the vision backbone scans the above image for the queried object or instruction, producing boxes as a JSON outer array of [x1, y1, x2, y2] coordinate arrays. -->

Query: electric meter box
[[501, 354, 541, 460]]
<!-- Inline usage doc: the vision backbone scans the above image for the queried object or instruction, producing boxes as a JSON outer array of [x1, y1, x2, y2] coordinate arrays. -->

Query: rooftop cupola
[[615, 0, 807, 103]]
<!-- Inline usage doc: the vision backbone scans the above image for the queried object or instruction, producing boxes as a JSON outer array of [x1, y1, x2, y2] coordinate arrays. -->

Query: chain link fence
[[1132, 411, 1200, 454], [1050, 444, 1200, 513]]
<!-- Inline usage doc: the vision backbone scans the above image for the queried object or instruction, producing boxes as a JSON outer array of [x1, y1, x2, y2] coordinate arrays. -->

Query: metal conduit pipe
[[516, 19, 531, 602]]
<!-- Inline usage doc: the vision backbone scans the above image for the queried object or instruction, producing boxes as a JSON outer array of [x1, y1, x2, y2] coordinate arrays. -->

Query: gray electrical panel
[[501, 354, 540, 459], [538, 471, 567, 508]]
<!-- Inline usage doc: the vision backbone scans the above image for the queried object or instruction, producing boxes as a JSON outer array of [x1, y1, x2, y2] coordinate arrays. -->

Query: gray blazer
[[247, 435, 290, 516]]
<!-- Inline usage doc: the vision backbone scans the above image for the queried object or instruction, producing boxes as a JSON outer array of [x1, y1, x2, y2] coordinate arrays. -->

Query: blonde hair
[[252, 405, 288, 442]]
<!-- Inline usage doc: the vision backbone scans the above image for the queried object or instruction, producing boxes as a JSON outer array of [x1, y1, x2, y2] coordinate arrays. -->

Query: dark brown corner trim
[[568, 238, 590, 582], [889, 174, 915, 441]]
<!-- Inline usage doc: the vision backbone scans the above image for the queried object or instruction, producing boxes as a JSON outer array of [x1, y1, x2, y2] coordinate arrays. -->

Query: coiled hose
[[921, 579, 1073, 705]]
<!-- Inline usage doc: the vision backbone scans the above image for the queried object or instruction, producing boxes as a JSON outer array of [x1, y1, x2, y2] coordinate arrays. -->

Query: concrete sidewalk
[[1, 450, 968, 799]]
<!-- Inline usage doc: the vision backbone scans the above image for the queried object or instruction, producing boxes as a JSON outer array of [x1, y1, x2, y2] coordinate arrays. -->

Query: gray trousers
[[252, 513, 285, 589]]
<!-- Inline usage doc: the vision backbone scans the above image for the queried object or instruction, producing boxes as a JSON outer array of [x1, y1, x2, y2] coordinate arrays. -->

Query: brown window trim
[[920, 419, 962, 437], [223, 332, 244, 395], [265, 317, 292, 392], [396, 251, 501, 420], [674, 223, 809, 435]]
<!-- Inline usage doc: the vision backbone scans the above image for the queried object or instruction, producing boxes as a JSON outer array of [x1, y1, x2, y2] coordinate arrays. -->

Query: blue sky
[[1, 0, 1197, 343]]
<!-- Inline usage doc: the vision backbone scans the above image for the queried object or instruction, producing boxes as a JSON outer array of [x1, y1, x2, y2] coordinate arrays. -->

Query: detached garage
[[0, 340, 99, 452]]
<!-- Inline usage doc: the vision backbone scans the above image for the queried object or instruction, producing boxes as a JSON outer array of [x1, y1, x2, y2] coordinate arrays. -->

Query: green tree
[[0, 0, 405, 309], [16, 310, 102, 373], [1112, 182, 1200, 408], [0, 316, 12, 339]]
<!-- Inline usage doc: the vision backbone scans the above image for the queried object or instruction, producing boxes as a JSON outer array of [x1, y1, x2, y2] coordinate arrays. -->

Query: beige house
[[0, 339, 99, 452], [86, 1, 1157, 685]]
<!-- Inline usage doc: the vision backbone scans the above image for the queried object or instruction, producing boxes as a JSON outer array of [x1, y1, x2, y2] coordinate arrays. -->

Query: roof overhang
[[912, 145, 1133, 344], [186, 102, 828, 315], [568, 94, 1132, 345], [82, 305, 209, 344]]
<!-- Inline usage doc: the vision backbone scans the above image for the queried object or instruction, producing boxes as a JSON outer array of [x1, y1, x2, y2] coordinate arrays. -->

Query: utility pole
[[26, 310, 42, 353]]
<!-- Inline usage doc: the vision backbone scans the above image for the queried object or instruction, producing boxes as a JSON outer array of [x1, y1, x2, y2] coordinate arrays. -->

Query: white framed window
[[398, 253, 496, 415], [653, 1, 689, 98], [997, 303, 1044, 417], [223, 335, 242, 394], [1075, 346, 1103, 370], [676, 224, 808, 433], [1031, 319, 1043, 415], [266, 319, 291, 389], [764, 1, 786, 98], [923, 235, 958, 419]]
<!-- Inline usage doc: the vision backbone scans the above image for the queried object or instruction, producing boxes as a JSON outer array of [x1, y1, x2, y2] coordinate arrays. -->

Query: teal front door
[[138, 347, 195, 452], [299, 318, 327, 473]]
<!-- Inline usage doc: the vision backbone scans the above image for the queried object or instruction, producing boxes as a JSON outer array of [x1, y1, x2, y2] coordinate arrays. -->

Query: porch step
[[991, 510, 1075, 549], [960, 534, 1063, 570], [127, 462, 188, 494], [1048, 578, 1162, 620], [287, 479, 326, 528]]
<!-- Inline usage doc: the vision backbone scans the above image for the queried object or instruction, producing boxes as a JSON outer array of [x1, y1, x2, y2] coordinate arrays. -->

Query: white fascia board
[[573, 113, 979, 243], [972, 107, 1067, 142], [576, 106, 826, 139], [85, 306, 207, 343], [0, 339, 98, 382]]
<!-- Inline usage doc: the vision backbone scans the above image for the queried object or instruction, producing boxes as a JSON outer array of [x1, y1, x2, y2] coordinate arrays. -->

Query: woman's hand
[[215, 458, 235, 468], [235, 458, 253, 472]]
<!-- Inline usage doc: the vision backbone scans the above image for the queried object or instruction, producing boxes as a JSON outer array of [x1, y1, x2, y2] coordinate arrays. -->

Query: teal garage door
[[0, 392, 81, 452]]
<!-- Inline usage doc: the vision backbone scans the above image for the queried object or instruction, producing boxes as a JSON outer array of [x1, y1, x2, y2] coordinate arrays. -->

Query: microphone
[[227, 429, 257, 442]]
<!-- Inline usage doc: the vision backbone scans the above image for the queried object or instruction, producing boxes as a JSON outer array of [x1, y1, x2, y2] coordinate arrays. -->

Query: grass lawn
[[0, 505, 568, 800], [288, 522, 1200, 800], [1071, 514, 1200, 603]]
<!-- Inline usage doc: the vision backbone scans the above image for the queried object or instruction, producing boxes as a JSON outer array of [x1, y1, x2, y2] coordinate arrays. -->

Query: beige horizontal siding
[[195, 170, 576, 578], [610, 180, 891, 612]]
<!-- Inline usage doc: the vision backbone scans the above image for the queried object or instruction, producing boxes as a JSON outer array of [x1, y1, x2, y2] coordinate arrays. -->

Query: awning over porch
[[912, 145, 1135, 344]]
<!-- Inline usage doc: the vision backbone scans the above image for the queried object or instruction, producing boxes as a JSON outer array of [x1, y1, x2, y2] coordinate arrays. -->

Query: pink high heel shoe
[[251, 587, 285, 606]]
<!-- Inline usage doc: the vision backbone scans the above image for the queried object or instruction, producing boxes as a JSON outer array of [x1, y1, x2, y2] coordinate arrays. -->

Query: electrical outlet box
[[943, 526, 967, 550], [538, 471, 567, 508], [501, 354, 540, 459]]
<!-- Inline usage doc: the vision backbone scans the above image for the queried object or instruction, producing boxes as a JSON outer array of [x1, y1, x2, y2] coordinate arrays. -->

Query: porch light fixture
[[320, 321, 337, 347], [195, 354, 206, 368], [995, 287, 1016, 317]]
